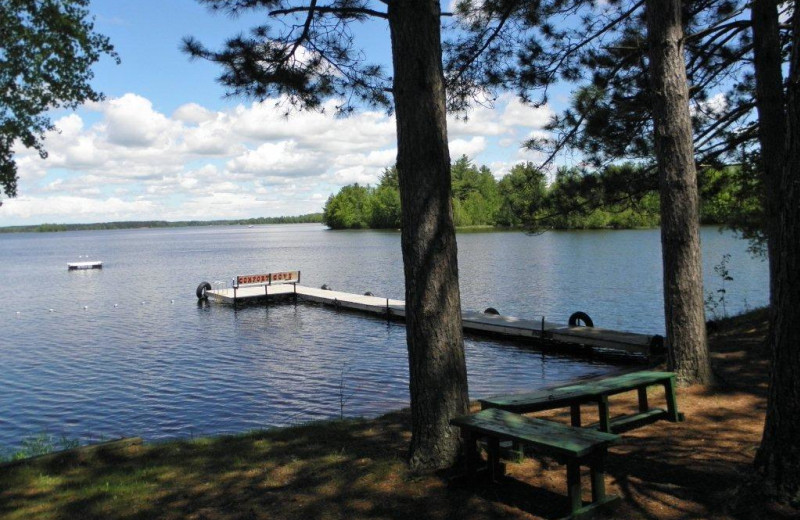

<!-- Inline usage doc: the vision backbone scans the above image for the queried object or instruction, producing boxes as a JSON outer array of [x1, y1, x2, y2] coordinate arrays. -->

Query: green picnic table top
[[451, 408, 619, 459], [480, 371, 676, 413]]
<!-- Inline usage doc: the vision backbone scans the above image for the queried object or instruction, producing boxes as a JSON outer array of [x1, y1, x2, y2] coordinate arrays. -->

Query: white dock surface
[[205, 284, 656, 357]]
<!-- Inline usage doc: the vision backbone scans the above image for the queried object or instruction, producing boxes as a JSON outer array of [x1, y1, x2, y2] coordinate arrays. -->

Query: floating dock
[[68, 261, 103, 270], [198, 276, 664, 361]]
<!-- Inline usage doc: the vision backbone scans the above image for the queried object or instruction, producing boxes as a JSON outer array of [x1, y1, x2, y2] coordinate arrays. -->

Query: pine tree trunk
[[751, 0, 785, 305], [754, 2, 800, 503], [645, 0, 713, 385], [387, 0, 470, 471]]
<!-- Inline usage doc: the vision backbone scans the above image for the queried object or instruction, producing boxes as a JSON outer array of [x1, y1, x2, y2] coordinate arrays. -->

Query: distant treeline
[[0, 213, 323, 234], [323, 156, 758, 233]]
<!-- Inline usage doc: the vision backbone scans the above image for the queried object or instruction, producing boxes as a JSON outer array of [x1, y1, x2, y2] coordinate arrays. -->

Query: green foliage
[[496, 162, 547, 227], [0, 0, 118, 197], [698, 160, 766, 256], [321, 156, 766, 233], [322, 168, 402, 230], [705, 253, 734, 320], [450, 156, 501, 226], [370, 184, 402, 229], [323, 184, 373, 229]]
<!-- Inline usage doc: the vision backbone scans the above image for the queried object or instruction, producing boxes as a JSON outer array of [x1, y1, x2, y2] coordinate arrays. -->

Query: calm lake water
[[0, 224, 767, 450]]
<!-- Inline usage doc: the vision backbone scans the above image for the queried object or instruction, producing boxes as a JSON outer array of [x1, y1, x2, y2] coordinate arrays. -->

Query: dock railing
[[232, 270, 301, 303]]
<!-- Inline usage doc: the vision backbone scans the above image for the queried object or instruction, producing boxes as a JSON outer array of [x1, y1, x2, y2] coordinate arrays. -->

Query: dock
[[68, 261, 103, 270], [200, 278, 664, 360]]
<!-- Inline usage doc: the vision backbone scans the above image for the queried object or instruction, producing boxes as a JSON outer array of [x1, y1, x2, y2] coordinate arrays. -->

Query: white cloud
[[103, 93, 176, 147], [227, 141, 322, 177], [4, 90, 559, 226], [450, 136, 487, 158], [2, 195, 156, 221], [692, 92, 728, 117], [173, 103, 216, 124], [501, 97, 554, 128]]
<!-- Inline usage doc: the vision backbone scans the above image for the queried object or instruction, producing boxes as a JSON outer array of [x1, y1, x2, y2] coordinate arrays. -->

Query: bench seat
[[451, 408, 620, 520]]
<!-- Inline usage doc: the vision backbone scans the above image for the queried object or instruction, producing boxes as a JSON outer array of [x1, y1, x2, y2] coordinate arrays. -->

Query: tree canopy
[[0, 0, 118, 198]]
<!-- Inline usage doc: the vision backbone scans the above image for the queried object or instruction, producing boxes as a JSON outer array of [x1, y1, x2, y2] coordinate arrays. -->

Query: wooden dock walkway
[[203, 284, 663, 359]]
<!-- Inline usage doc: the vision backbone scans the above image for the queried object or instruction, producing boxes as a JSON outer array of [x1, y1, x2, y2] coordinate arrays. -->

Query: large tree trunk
[[645, 0, 713, 385], [754, 2, 800, 503], [751, 0, 785, 305], [387, 0, 470, 471]]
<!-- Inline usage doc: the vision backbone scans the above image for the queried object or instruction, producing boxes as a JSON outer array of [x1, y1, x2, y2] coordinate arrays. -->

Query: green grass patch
[[0, 413, 522, 520]]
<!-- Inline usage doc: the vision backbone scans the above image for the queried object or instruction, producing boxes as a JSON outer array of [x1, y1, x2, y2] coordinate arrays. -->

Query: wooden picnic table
[[480, 370, 684, 433]]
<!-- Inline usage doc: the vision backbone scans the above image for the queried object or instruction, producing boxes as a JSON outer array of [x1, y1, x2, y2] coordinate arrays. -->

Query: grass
[[1, 308, 796, 520], [0, 416, 518, 520]]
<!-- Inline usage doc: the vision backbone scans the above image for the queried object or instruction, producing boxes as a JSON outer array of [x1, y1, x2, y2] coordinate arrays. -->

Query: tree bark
[[751, 0, 785, 305], [754, 1, 800, 503], [646, 0, 713, 385], [387, 0, 470, 471]]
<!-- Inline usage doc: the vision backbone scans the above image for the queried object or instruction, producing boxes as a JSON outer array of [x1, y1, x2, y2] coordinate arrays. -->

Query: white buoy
[[170, 299, 174, 304], [114, 304, 118, 308], [83, 305, 88, 310], [49, 309, 54, 312]]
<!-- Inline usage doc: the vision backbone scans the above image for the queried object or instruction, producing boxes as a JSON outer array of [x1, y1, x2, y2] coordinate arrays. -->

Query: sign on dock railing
[[232, 270, 301, 303], [234, 270, 301, 288]]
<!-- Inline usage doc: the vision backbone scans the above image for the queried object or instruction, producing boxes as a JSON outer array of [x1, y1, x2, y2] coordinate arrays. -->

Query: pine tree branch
[[268, 4, 388, 19], [447, 6, 515, 86]]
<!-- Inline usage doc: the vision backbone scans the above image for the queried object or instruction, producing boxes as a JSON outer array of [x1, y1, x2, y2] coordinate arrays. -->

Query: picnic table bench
[[451, 408, 620, 520], [480, 370, 683, 433]]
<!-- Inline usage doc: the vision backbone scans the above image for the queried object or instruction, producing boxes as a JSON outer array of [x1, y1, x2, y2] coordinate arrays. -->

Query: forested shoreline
[[323, 156, 760, 235], [0, 213, 323, 234]]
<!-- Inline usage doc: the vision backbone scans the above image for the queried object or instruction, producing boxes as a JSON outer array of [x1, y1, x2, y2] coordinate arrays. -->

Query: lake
[[0, 224, 768, 450]]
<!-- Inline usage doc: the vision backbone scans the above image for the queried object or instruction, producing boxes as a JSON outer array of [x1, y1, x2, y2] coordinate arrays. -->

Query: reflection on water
[[0, 225, 767, 449]]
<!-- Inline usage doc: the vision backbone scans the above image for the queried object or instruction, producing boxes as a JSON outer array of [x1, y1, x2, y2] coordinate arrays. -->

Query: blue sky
[[2, 0, 556, 226]]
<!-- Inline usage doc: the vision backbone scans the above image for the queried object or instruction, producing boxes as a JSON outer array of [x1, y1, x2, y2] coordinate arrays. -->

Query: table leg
[[590, 452, 607, 503], [637, 386, 649, 413], [464, 431, 479, 480], [567, 460, 583, 515], [664, 376, 682, 422], [598, 397, 611, 432], [570, 403, 582, 427], [487, 436, 503, 481]]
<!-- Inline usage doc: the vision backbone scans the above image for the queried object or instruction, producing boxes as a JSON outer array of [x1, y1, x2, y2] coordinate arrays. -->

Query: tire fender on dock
[[649, 334, 666, 354], [483, 307, 500, 315], [196, 281, 212, 300], [568, 311, 594, 327]]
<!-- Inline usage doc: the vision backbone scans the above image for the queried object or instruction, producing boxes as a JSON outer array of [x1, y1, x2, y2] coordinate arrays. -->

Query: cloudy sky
[[2, 0, 558, 226]]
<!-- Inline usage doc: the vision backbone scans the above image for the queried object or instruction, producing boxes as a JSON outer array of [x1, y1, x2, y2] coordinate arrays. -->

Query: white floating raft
[[67, 261, 103, 270]]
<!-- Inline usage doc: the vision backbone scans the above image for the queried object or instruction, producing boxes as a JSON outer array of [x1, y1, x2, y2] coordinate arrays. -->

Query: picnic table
[[480, 370, 684, 433]]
